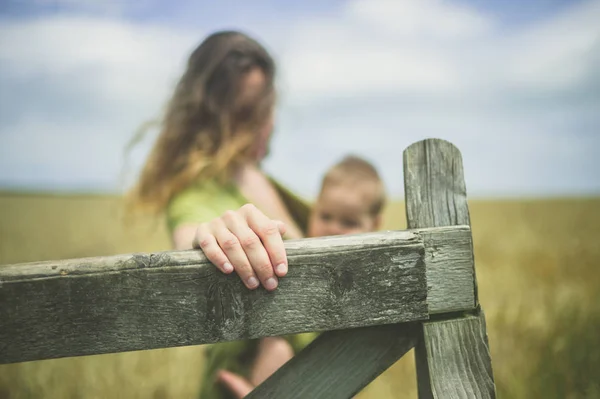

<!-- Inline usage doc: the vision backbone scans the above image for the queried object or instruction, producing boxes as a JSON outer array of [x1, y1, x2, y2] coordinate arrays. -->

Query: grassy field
[[0, 193, 599, 399]]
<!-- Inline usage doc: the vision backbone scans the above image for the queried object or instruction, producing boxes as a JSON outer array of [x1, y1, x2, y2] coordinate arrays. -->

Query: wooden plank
[[404, 139, 471, 229], [248, 322, 419, 399], [404, 138, 496, 399], [419, 227, 475, 314], [417, 314, 495, 399], [1, 229, 439, 364]]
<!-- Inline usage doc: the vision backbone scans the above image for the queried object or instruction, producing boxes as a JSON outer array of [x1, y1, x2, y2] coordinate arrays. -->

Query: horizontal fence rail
[[0, 225, 474, 365]]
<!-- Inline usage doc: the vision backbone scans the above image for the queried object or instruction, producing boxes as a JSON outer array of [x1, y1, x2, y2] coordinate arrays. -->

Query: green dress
[[166, 177, 318, 399]]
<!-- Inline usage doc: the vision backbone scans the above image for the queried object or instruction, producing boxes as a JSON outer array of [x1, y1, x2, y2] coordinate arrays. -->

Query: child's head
[[308, 155, 386, 237]]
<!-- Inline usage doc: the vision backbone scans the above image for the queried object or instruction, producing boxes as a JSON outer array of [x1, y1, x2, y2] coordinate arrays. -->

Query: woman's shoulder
[[173, 177, 247, 202]]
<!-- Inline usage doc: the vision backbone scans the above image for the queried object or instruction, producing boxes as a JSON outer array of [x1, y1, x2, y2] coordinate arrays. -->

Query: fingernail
[[275, 263, 287, 275], [247, 277, 259, 288], [265, 277, 278, 290], [223, 262, 233, 273]]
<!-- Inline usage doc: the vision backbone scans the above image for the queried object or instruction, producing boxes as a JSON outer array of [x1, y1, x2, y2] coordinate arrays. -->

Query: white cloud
[[0, 16, 197, 109], [0, 16, 198, 190], [276, 0, 493, 100], [500, 1, 600, 92], [277, 0, 600, 102], [347, 0, 492, 39]]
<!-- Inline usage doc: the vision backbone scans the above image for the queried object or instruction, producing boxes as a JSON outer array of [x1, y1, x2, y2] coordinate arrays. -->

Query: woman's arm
[[172, 223, 201, 250]]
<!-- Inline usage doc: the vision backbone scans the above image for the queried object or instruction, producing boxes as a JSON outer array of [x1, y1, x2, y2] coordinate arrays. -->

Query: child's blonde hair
[[319, 155, 386, 216]]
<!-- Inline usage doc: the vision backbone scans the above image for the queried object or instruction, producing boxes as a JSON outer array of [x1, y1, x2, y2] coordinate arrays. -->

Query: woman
[[127, 30, 314, 398]]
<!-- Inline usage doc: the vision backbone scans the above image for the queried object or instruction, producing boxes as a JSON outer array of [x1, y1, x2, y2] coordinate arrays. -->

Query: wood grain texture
[[418, 228, 475, 314], [404, 138, 496, 399], [404, 139, 471, 229], [247, 322, 419, 399], [419, 314, 495, 399], [1, 230, 431, 364]]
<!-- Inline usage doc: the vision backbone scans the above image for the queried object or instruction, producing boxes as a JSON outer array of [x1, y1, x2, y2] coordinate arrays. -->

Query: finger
[[193, 223, 234, 274], [274, 220, 286, 236], [224, 209, 278, 291], [212, 216, 260, 290], [217, 370, 255, 398], [243, 205, 288, 278]]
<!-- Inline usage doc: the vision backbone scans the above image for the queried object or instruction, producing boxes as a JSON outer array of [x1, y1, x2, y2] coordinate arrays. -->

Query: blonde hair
[[320, 155, 386, 215], [126, 31, 276, 214]]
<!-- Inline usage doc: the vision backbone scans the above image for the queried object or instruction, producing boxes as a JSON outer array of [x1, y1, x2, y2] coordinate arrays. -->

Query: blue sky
[[0, 0, 599, 199]]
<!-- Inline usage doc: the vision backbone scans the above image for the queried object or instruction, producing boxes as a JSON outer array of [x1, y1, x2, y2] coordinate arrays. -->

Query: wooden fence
[[0, 138, 496, 398]]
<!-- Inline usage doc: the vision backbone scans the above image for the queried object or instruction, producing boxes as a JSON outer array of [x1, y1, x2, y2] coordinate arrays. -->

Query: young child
[[217, 155, 387, 398], [307, 154, 386, 238]]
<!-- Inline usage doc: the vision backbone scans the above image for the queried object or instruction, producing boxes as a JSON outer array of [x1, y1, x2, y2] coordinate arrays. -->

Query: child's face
[[308, 183, 380, 237]]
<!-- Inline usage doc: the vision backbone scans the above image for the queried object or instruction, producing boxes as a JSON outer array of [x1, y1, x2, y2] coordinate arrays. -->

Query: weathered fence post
[[404, 138, 496, 398]]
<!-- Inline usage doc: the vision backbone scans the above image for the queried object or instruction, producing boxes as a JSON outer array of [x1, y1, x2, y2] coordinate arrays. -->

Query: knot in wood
[[128, 253, 171, 269], [331, 269, 354, 299]]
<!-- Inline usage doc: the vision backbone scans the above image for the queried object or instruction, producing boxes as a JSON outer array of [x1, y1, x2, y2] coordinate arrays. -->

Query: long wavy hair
[[126, 30, 276, 214]]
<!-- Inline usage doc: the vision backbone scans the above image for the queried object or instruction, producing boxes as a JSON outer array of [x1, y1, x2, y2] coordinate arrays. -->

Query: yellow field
[[1, 193, 599, 399]]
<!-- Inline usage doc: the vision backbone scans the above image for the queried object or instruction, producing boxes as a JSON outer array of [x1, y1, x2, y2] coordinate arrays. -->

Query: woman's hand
[[193, 204, 289, 291]]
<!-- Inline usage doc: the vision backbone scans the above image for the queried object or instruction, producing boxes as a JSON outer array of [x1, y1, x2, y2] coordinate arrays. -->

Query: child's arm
[[217, 337, 294, 398], [250, 336, 294, 385]]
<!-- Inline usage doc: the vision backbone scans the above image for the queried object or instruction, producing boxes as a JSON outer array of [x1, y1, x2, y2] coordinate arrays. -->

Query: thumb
[[217, 370, 255, 398]]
